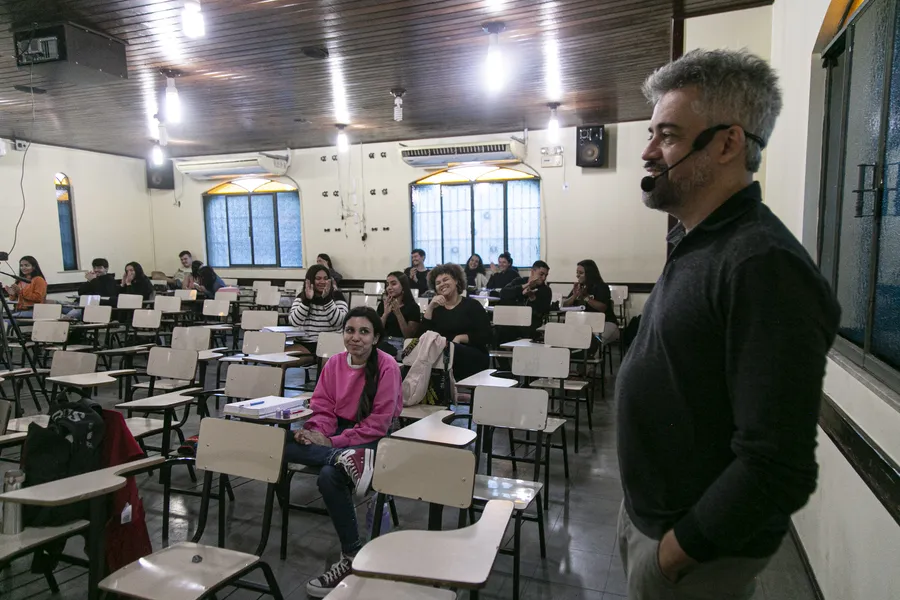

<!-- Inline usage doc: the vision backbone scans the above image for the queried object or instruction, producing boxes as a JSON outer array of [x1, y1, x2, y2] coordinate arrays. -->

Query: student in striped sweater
[[289, 264, 348, 354]]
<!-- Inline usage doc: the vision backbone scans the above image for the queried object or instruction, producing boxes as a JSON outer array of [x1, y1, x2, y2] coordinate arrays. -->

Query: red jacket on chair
[[101, 410, 153, 572]]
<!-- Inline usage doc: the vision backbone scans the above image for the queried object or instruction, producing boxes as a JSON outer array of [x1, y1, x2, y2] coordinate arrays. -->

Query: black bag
[[22, 398, 106, 527], [622, 314, 642, 354]]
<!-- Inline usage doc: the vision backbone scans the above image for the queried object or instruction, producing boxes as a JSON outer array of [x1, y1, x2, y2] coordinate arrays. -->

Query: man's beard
[[642, 153, 712, 212]]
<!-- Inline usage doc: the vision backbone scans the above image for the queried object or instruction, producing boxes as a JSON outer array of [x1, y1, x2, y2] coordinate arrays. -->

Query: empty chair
[[284, 280, 304, 294], [195, 363, 284, 417], [171, 326, 213, 352], [349, 294, 367, 309], [216, 331, 287, 387], [240, 310, 279, 331], [98, 418, 285, 600], [471, 386, 550, 600], [31, 304, 62, 321], [174, 289, 198, 300], [117, 294, 144, 310], [316, 332, 346, 360], [363, 281, 385, 295], [128, 346, 199, 400], [129, 309, 162, 344], [79, 295, 101, 307], [153, 296, 182, 314], [354, 437, 513, 594], [489, 306, 533, 366], [252, 280, 273, 290], [254, 288, 282, 308]]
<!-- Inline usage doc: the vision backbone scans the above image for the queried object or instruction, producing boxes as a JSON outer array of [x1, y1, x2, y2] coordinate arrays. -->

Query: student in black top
[[499, 260, 552, 335], [485, 252, 520, 290], [317, 253, 344, 287], [422, 263, 490, 380], [562, 259, 619, 343], [79, 258, 119, 300], [403, 249, 430, 296], [376, 271, 421, 355], [119, 261, 155, 300]]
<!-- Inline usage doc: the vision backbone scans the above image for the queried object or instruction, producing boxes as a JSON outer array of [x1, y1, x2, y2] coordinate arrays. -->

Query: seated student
[[288, 264, 349, 354], [283, 306, 402, 597], [485, 252, 520, 290], [3, 255, 47, 319], [499, 259, 552, 336], [562, 259, 620, 344], [464, 253, 489, 290], [169, 250, 194, 290], [403, 248, 430, 296], [376, 271, 421, 354], [317, 253, 344, 287], [194, 265, 226, 296], [119, 262, 155, 300], [65, 258, 119, 319], [421, 263, 491, 380]]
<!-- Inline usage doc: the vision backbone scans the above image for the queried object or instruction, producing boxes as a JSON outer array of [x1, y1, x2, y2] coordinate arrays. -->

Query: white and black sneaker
[[336, 447, 374, 499], [305, 554, 353, 598]]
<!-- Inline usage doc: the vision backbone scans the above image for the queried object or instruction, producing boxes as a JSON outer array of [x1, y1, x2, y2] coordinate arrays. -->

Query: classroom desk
[[391, 410, 476, 448], [261, 325, 305, 338], [0, 455, 164, 600], [454, 369, 518, 390], [116, 388, 203, 458], [243, 352, 313, 395], [0, 431, 28, 449], [47, 369, 135, 401], [499, 339, 544, 349], [328, 576, 456, 600], [225, 394, 313, 430], [8, 415, 50, 431]]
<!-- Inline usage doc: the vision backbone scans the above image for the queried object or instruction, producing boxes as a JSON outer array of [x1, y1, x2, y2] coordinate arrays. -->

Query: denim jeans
[[3, 310, 33, 332], [283, 420, 380, 555]]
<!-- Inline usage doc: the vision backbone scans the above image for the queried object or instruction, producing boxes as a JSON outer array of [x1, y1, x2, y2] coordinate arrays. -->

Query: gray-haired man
[[616, 49, 840, 599]]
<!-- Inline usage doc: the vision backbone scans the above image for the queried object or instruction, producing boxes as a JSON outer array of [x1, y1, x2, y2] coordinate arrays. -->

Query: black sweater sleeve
[[499, 277, 527, 302]]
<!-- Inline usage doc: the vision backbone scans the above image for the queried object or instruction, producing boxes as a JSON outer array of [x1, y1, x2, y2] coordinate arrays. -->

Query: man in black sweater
[[78, 258, 119, 300], [499, 259, 551, 336], [616, 49, 840, 600]]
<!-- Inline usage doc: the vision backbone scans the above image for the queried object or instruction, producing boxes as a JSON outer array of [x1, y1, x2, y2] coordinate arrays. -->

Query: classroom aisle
[[0, 358, 819, 600]]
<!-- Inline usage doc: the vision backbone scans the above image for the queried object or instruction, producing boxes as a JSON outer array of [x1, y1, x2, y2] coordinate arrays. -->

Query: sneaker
[[336, 447, 374, 499], [305, 554, 353, 597]]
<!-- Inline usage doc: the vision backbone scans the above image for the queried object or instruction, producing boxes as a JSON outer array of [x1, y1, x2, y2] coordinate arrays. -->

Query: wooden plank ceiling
[[0, 0, 771, 158]]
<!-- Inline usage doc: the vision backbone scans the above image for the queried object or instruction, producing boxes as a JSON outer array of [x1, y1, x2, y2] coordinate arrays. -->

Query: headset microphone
[[640, 124, 731, 193]]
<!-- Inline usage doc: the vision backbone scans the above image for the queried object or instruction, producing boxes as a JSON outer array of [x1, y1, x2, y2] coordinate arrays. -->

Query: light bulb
[[151, 143, 165, 166], [393, 96, 403, 122], [158, 123, 169, 147], [484, 33, 504, 94], [165, 78, 181, 124], [337, 129, 349, 152], [548, 107, 559, 143], [182, 1, 205, 38]]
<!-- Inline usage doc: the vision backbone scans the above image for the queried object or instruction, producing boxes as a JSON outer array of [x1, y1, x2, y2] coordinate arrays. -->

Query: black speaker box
[[146, 159, 175, 190], [576, 125, 606, 168]]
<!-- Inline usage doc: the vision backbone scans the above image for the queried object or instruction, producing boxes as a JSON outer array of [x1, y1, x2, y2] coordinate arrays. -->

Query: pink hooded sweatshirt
[[303, 349, 402, 448]]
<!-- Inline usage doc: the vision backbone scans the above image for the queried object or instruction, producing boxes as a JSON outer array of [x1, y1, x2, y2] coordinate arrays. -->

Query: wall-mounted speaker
[[146, 159, 175, 190], [576, 125, 606, 168]]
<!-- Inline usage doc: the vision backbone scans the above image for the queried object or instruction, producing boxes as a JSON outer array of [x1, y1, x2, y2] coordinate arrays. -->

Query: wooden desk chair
[[127, 346, 199, 401], [199, 298, 233, 348], [254, 288, 282, 309], [117, 294, 144, 310], [488, 305, 533, 367], [19, 342, 99, 411], [195, 363, 283, 418], [153, 295, 183, 314], [79, 294, 102, 308], [29, 320, 92, 363], [328, 576, 455, 599], [215, 290, 239, 304], [537, 323, 594, 450], [174, 289, 198, 301], [128, 309, 163, 346], [510, 346, 571, 505], [356, 437, 513, 598], [470, 387, 549, 600], [283, 280, 303, 294], [172, 326, 225, 387], [563, 310, 610, 391], [216, 329, 285, 387], [98, 418, 285, 600], [299, 331, 346, 390], [363, 281, 385, 295], [252, 280, 273, 290]]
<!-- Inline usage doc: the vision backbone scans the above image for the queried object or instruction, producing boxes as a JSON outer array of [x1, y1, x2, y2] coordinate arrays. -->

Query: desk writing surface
[[0, 431, 28, 448], [116, 388, 203, 410], [391, 410, 476, 448], [455, 369, 518, 389], [499, 339, 544, 349], [244, 352, 310, 365]]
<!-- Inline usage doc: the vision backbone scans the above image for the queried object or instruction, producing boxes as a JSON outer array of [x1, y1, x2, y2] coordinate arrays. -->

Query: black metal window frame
[[202, 191, 299, 268], [408, 178, 540, 269], [817, 0, 900, 393]]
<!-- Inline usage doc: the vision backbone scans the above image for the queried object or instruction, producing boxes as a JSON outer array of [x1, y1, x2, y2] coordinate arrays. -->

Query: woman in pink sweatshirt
[[284, 306, 402, 598]]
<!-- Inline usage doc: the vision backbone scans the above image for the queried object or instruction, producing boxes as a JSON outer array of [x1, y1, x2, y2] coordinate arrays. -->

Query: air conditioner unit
[[174, 151, 291, 180], [400, 139, 526, 168]]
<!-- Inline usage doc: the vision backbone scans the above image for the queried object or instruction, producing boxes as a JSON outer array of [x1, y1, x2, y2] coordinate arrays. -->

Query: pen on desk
[[248, 400, 265, 406]]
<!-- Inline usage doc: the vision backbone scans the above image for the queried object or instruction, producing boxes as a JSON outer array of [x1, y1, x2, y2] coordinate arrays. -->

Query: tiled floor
[[0, 357, 820, 599]]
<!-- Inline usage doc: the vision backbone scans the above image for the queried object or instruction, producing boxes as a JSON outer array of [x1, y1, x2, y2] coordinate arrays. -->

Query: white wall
[[0, 142, 154, 284], [685, 5, 773, 198], [767, 0, 900, 597], [151, 124, 668, 285]]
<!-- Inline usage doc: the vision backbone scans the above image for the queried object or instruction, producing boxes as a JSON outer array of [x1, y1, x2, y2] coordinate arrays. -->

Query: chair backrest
[[372, 438, 475, 509], [174, 289, 198, 300], [117, 294, 143, 309], [132, 309, 162, 330], [83, 304, 113, 324], [31, 320, 69, 344], [545, 322, 592, 349], [364, 295, 379, 309], [146, 346, 199, 380], [492, 305, 532, 327], [252, 280, 272, 290], [216, 290, 239, 304], [550, 283, 571, 301], [241, 310, 279, 331], [196, 417, 284, 482], [50, 350, 98, 377], [564, 311, 606, 335], [317, 332, 346, 358], [349, 294, 367, 309], [255, 288, 282, 307], [154, 296, 182, 313], [79, 295, 101, 307], [473, 387, 549, 431], [224, 364, 283, 399], [284, 281, 304, 293], [32, 304, 62, 321], [150, 279, 169, 289], [609, 285, 629, 303], [242, 331, 286, 355], [363, 281, 385, 295], [511, 345, 569, 379], [221, 278, 239, 287], [416, 297, 429, 311], [202, 299, 230, 318], [171, 326, 212, 351]]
